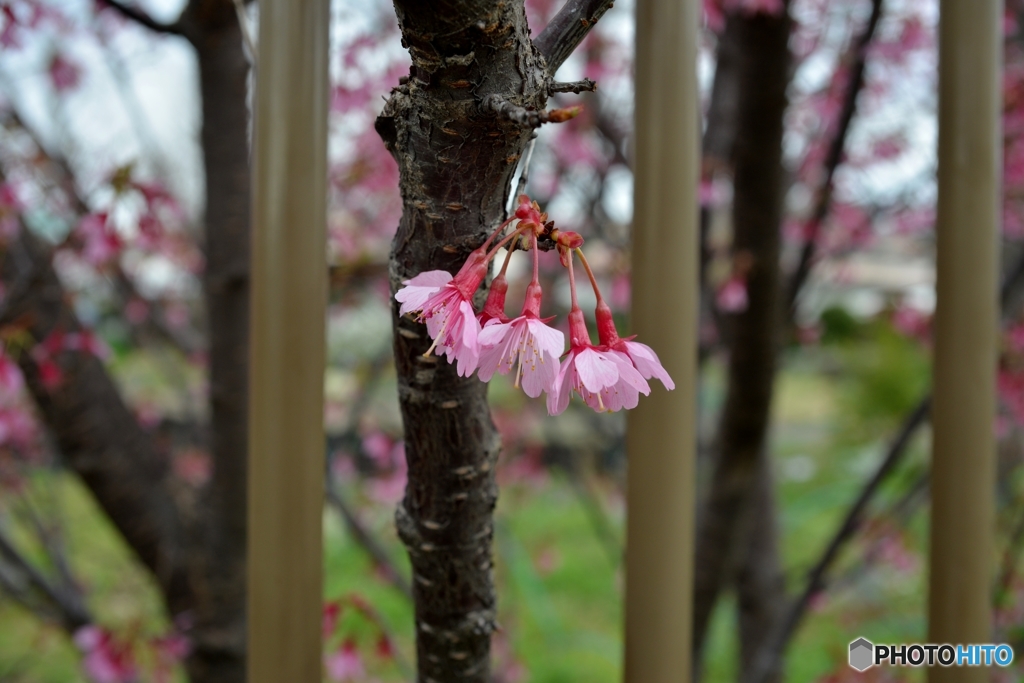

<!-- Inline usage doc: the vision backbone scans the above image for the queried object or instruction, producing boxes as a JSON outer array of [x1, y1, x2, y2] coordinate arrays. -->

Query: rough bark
[[379, 1, 604, 678], [380, 5, 541, 680], [692, 5, 792, 665]]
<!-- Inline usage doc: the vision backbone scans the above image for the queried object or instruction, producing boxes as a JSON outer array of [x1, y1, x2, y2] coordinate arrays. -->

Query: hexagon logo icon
[[849, 638, 874, 672]]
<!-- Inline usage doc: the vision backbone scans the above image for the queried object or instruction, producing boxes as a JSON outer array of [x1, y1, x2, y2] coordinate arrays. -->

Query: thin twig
[[564, 469, 622, 567], [483, 94, 579, 128], [785, 0, 884, 319], [0, 111, 202, 357], [534, 0, 616, 74], [325, 485, 413, 600], [0, 524, 92, 631], [746, 398, 929, 683], [14, 489, 79, 606], [97, 0, 187, 38], [747, 244, 1024, 683], [548, 79, 597, 95]]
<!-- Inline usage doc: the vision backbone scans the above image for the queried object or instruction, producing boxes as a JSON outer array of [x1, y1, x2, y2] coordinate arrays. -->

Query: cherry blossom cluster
[[322, 594, 397, 682], [73, 624, 189, 683], [395, 195, 674, 415]]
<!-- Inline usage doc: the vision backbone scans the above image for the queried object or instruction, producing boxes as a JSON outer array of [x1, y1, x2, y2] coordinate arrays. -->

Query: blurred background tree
[[0, 0, 1022, 682]]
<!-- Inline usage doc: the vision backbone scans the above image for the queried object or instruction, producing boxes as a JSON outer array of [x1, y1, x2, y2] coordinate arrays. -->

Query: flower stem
[[531, 233, 540, 285], [497, 239, 516, 278], [575, 248, 605, 305], [481, 216, 517, 251], [486, 224, 528, 261], [566, 248, 580, 312]]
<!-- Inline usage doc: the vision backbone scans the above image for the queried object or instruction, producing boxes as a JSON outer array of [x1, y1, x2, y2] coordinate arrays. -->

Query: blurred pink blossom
[[324, 640, 364, 682], [716, 276, 748, 313], [73, 625, 138, 683], [77, 213, 121, 267], [48, 52, 81, 92]]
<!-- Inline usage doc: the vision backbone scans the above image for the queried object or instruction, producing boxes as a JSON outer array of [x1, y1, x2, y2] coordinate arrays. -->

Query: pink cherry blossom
[[716, 276, 748, 313], [477, 272, 510, 326], [428, 298, 481, 377], [322, 601, 342, 638], [77, 213, 122, 267], [0, 182, 21, 239], [325, 640, 365, 682], [580, 348, 652, 413], [396, 269, 453, 316], [0, 351, 23, 394], [548, 344, 649, 416], [547, 309, 650, 415], [478, 282, 564, 398], [48, 52, 81, 93], [615, 340, 675, 390], [592, 300, 674, 391], [395, 249, 490, 377], [73, 626, 137, 683]]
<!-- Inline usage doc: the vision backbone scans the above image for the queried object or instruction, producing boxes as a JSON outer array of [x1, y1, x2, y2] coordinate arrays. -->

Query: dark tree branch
[[785, 0, 884, 317], [736, 457, 785, 683], [97, 0, 188, 38], [746, 398, 930, 683], [534, 0, 616, 74], [15, 490, 81, 612], [0, 524, 92, 633], [325, 485, 413, 600], [692, 6, 793, 663], [186, 8, 253, 681], [0, 111, 202, 358], [0, 227, 193, 616]]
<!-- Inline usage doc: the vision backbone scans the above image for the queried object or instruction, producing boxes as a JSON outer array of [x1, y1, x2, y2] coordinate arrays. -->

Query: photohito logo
[[849, 638, 1015, 670]]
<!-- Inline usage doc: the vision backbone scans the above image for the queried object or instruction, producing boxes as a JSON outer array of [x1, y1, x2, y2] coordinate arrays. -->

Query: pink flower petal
[[573, 348, 619, 393], [622, 340, 675, 390]]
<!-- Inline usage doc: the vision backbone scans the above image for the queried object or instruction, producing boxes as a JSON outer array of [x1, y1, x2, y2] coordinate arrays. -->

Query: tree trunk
[[0, 2, 253, 680], [380, 5, 544, 679], [692, 5, 792, 666], [377, 0, 621, 677], [186, 1, 252, 680], [0, 228, 193, 618], [735, 456, 784, 683]]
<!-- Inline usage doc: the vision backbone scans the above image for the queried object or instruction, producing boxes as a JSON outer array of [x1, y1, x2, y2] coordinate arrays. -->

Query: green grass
[[4, 322, 1007, 683]]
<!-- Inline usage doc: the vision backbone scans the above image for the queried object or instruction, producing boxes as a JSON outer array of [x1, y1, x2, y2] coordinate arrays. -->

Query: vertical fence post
[[928, 0, 1000, 680], [248, 1, 329, 681], [625, 0, 699, 680]]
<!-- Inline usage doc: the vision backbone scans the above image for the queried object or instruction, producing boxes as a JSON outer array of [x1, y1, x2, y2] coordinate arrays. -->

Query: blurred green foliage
[[4, 314, 1023, 683]]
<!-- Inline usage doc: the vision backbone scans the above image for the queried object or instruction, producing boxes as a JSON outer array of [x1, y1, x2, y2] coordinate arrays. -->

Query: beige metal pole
[[625, 0, 699, 680], [928, 0, 1000, 680], [248, 0, 329, 681]]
